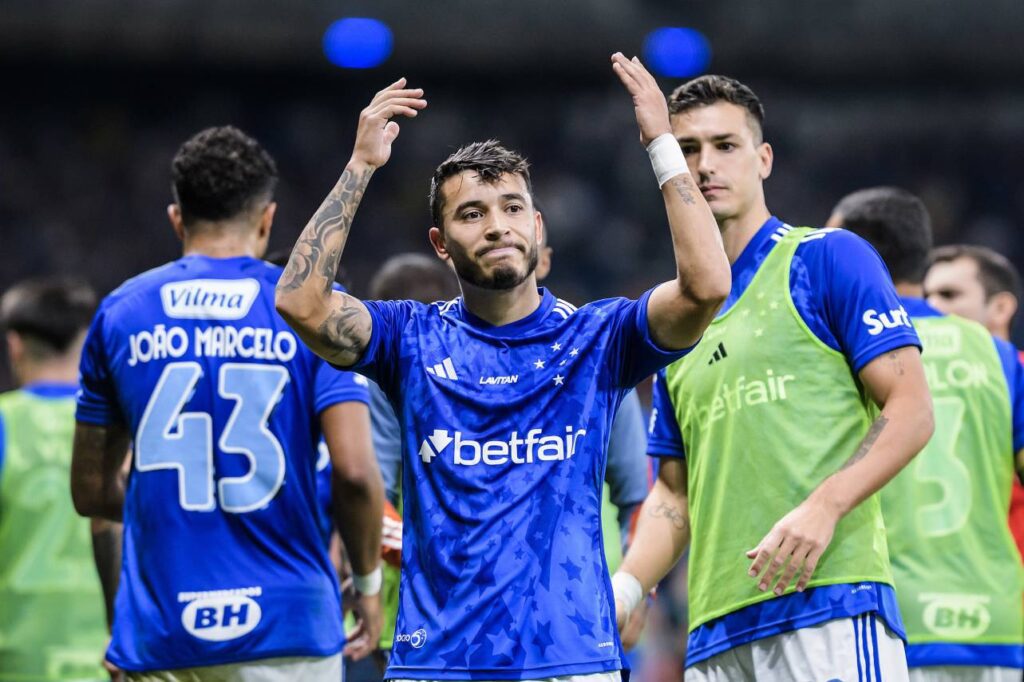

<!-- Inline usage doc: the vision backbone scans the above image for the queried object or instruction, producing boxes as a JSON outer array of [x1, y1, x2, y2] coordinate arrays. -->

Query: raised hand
[[611, 53, 672, 147], [350, 77, 427, 169]]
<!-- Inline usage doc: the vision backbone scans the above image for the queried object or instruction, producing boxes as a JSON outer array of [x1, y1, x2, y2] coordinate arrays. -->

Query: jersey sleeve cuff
[[850, 333, 922, 374], [647, 440, 686, 459], [315, 386, 371, 414]]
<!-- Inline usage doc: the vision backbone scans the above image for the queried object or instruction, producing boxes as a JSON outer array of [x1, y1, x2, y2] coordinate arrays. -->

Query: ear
[[167, 204, 186, 242], [428, 227, 449, 261], [259, 202, 277, 240], [5, 331, 23, 366], [988, 291, 1018, 334], [758, 142, 774, 181]]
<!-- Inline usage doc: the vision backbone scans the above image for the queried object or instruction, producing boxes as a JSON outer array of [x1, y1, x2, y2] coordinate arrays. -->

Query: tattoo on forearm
[[840, 416, 889, 471], [669, 175, 697, 205], [277, 167, 374, 296], [317, 301, 371, 358], [649, 501, 689, 531]]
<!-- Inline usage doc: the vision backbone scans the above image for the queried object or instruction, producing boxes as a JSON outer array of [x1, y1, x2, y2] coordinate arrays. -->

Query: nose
[[696, 145, 715, 180], [483, 213, 510, 240]]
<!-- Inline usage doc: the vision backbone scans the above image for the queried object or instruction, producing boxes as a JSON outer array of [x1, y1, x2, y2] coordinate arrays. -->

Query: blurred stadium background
[[2, 1, 1023, 674]]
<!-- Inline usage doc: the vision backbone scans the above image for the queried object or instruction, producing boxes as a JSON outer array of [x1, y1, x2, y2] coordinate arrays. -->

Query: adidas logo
[[425, 357, 459, 381], [707, 342, 728, 365]]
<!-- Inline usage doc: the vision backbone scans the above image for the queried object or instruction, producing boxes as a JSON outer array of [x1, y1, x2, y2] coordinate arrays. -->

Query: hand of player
[[102, 657, 123, 682], [350, 78, 427, 170], [745, 496, 841, 595], [619, 598, 649, 652], [611, 53, 672, 147], [343, 592, 382, 661]]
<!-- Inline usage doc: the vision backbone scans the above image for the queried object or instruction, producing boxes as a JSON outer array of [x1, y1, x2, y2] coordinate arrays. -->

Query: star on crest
[[553, 374, 564, 386], [551, 342, 562, 351], [534, 359, 545, 369], [569, 347, 579, 357]]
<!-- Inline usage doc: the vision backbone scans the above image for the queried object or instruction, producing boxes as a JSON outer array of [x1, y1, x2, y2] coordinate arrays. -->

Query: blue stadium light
[[323, 17, 393, 69], [643, 27, 711, 78]]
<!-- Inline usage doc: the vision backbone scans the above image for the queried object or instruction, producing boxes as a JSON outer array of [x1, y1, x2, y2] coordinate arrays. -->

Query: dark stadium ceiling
[[3, 0, 1022, 81]]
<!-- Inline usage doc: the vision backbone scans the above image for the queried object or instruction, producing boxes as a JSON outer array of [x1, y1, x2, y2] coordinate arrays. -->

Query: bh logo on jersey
[[395, 628, 427, 649], [179, 587, 263, 641], [417, 427, 586, 466], [919, 593, 991, 639]]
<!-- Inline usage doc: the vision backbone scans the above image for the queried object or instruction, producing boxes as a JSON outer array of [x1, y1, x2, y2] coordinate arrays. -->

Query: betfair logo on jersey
[[161, 279, 260, 320], [179, 586, 262, 641], [862, 305, 912, 336], [418, 426, 586, 465], [919, 593, 991, 639], [694, 369, 796, 426]]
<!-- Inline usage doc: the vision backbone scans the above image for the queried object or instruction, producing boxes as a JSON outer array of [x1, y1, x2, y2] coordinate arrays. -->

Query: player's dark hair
[[171, 126, 278, 226], [0, 277, 97, 355], [429, 140, 532, 229], [833, 186, 933, 285], [369, 253, 460, 303], [668, 75, 766, 141], [930, 244, 1022, 302]]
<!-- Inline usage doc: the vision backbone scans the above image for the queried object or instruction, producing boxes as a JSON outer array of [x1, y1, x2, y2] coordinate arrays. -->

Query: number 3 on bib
[[136, 361, 290, 513], [914, 396, 970, 537]]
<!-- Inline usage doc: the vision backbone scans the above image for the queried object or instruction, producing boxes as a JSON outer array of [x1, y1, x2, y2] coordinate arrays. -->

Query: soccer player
[[71, 126, 384, 679], [0, 278, 109, 681], [613, 75, 934, 680], [275, 55, 731, 681], [923, 245, 1024, 563], [829, 187, 1024, 680]]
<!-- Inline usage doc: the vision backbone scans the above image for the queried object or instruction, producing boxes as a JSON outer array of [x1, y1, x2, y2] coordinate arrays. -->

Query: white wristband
[[352, 566, 383, 596], [611, 571, 644, 621], [646, 133, 689, 188]]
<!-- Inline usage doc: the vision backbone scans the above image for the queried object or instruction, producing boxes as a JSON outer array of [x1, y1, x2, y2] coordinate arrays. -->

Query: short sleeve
[[604, 389, 650, 508], [346, 300, 417, 390], [646, 370, 686, 459], [75, 303, 124, 426], [797, 229, 921, 373], [607, 288, 697, 389], [314, 360, 370, 414], [993, 338, 1024, 455]]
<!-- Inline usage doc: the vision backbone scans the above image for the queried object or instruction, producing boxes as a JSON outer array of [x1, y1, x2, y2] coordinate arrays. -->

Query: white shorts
[[125, 653, 342, 682], [909, 666, 1022, 682], [390, 671, 621, 682], [685, 614, 909, 682]]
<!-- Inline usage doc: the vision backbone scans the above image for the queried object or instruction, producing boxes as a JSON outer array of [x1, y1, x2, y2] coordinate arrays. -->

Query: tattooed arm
[[611, 53, 730, 350], [275, 79, 427, 367], [747, 345, 933, 594], [71, 422, 131, 522], [615, 459, 690, 619]]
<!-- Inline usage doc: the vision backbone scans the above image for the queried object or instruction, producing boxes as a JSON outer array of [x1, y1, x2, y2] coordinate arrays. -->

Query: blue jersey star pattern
[[350, 288, 689, 680], [76, 255, 367, 671]]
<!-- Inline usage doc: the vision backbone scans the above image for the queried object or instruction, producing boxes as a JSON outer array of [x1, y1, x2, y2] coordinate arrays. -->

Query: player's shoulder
[[99, 260, 186, 315], [791, 226, 890, 286], [792, 226, 880, 260]]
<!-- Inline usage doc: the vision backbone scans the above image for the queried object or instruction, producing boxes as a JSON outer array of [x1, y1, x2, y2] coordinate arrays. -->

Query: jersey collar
[[23, 382, 79, 398], [457, 288, 556, 337]]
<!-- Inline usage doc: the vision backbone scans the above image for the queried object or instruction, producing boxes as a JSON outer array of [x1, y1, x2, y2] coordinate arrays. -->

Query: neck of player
[[459, 275, 542, 327], [718, 202, 772, 264], [13, 352, 81, 388], [181, 223, 266, 259]]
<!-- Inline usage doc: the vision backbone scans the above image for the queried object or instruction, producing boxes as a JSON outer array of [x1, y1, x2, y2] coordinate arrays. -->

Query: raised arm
[[611, 53, 730, 350], [275, 79, 427, 367], [746, 345, 934, 594]]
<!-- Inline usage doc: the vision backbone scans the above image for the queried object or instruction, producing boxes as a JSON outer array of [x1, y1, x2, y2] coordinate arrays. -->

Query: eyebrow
[[453, 193, 528, 215], [676, 133, 738, 144]]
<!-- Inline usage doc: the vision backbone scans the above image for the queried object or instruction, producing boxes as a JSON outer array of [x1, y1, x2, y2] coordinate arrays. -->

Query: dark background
[[2, 4, 1022, 671]]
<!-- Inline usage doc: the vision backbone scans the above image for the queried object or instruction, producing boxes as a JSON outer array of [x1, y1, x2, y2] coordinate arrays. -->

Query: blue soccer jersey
[[76, 254, 368, 671], [349, 288, 689, 680]]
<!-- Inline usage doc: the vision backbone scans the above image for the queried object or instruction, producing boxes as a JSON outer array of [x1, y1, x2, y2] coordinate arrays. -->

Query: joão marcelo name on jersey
[[349, 288, 690, 680]]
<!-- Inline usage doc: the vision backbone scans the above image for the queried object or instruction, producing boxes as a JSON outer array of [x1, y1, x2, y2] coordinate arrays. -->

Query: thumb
[[383, 121, 401, 145], [745, 547, 759, 558]]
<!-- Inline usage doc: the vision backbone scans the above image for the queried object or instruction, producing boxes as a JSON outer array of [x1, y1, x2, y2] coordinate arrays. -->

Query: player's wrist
[[345, 157, 377, 174], [611, 571, 644, 621], [352, 565, 383, 596], [646, 133, 689, 188]]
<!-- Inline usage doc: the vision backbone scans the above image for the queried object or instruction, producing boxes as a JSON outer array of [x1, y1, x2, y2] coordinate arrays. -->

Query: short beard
[[448, 241, 538, 291]]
